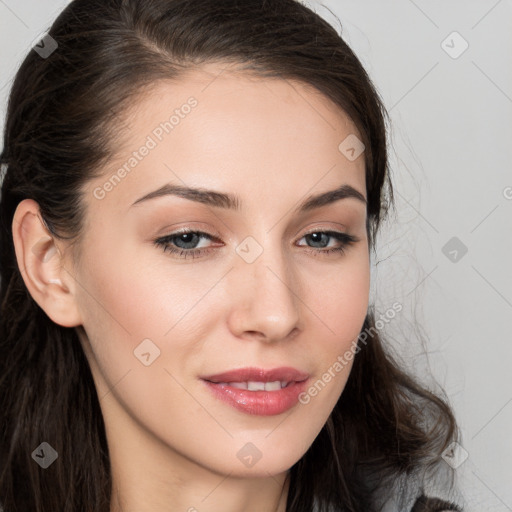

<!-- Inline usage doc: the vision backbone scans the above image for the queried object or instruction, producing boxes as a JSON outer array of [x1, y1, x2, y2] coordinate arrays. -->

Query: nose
[[226, 242, 302, 343]]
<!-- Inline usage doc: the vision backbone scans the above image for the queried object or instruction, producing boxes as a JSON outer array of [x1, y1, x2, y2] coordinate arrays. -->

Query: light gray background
[[1, 1, 511, 510]]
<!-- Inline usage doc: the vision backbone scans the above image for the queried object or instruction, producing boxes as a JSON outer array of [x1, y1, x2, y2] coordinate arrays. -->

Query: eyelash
[[154, 228, 359, 260]]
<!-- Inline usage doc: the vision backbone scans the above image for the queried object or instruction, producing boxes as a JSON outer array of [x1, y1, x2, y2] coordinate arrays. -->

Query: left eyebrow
[[297, 183, 367, 211], [130, 182, 366, 211]]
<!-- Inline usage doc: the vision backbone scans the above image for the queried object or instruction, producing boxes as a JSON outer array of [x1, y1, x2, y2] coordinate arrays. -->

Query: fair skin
[[12, 63, 369, 512]]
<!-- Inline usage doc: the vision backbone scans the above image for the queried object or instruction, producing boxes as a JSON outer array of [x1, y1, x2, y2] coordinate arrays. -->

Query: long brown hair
[[0, 1, 458, 511]]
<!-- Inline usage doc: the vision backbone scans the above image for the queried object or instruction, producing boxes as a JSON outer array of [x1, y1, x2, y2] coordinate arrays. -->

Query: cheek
[[74, 247, 207, 427], [74, 240, 219, 390], [309, 251, 370, 345], [302, 251, 370, 401], [76, 243, 201, 340]]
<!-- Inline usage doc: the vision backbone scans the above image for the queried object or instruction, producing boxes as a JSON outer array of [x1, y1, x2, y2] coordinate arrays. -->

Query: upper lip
[[201, 366, 309, 383]]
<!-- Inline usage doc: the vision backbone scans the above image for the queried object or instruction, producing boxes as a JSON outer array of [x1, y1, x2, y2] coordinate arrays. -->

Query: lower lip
[[202, 380, 309, 416]]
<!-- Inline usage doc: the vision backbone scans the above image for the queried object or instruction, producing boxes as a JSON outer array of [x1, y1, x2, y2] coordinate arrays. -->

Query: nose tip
[[226, 254, 302, 343]]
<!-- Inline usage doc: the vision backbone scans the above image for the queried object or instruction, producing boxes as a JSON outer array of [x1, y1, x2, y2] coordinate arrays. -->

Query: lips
[[201, 366, 309, 416]]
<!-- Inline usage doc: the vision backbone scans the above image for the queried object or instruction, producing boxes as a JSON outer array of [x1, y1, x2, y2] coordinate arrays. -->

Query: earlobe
[[12, 199, 82, 328]]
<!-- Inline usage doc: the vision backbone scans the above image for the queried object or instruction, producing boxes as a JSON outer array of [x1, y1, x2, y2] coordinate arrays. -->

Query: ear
[[12, 199, 82, 327]]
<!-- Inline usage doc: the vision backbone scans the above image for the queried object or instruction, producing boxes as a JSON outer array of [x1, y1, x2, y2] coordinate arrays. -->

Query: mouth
[[200, 366, 310, 416]]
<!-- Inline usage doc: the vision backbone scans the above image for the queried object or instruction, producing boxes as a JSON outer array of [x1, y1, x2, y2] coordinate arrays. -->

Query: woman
[[0, 0, 462, 511]]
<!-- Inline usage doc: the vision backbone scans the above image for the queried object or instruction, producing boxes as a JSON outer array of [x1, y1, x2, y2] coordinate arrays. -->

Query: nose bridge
[[229, 233, 301, 341]]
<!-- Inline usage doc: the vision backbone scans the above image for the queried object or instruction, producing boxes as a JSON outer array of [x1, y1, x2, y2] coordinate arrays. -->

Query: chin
[[234, 436, 313, 478]]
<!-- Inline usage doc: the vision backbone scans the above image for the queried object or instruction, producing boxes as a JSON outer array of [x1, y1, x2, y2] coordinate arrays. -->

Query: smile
[[201, 367, 310, 416]]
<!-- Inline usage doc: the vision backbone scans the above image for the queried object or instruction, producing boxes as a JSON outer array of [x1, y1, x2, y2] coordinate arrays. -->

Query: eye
[[154, 229, 219, 259], [296, 230, 358, 256]]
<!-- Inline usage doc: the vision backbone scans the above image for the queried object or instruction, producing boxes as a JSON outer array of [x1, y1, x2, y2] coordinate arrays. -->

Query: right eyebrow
[[131, 183, 241, 210]]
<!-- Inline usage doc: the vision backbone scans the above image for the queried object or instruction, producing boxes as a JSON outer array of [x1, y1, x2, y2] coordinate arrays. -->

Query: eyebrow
[[131, 182, 366, 211]]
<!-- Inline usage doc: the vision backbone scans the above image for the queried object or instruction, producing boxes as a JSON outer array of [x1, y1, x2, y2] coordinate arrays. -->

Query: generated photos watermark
[[298, 301, 402, 405], [93, 97, 198, 200]]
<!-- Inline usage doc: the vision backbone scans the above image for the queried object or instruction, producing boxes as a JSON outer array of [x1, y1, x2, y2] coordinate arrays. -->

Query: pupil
[[308, 232, 328, 248], [175, 232, 199, 249]]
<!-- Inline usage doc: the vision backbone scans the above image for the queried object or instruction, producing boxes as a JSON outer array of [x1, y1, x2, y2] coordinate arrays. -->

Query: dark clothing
[[411, 495, 461, 511]]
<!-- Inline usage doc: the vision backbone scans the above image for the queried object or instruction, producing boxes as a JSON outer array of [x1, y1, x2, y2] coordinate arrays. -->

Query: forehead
[[127, 63, 362, 142], [89, 63, 366, 211]]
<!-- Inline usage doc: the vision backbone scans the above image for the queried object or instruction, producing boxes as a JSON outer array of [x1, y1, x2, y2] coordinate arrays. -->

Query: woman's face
[[71, 63, 370, 479]]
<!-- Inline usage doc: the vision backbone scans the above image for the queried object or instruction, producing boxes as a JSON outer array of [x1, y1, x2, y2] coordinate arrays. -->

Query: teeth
[[247, 381, 266, 391], [230, 382, 248, 390], [226, 380, 288, 391], [264, 381, 281, 391]]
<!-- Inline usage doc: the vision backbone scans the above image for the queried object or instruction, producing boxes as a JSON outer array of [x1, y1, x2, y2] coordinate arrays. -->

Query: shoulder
[[410, 494, 461, 512]]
